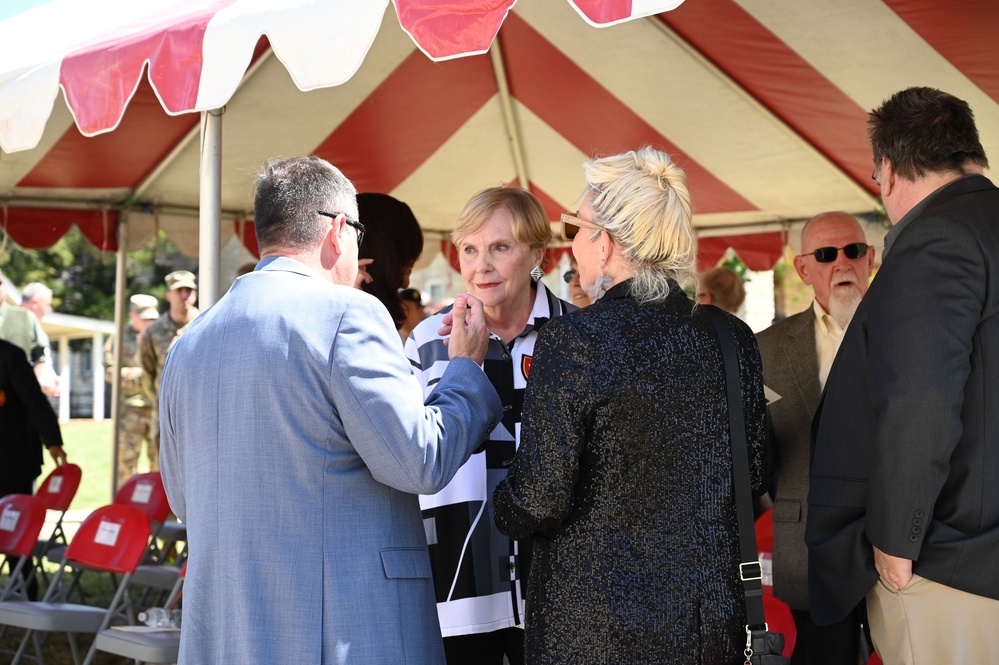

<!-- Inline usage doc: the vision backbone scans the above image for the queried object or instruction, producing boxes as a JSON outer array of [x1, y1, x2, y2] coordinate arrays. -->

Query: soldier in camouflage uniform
[[105, 294, 159, 488], [139, 271, 199, 471]]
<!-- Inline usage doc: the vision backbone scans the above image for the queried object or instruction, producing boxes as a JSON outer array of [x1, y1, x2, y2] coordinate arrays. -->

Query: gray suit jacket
[[160, 257, 503, 664], [756, 308, 819, 610], [807, 175, 999, 624]]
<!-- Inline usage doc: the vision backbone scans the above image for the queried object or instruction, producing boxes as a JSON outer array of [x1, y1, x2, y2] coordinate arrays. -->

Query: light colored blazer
[[160, 257, 502, 665], [756, 307, 820, 610]]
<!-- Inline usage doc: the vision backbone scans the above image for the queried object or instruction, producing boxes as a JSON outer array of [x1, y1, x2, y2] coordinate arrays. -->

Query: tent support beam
[[489, 39, 530, 189], [199, 108, 224, 309], [646, 15, 879, 209], [109, 213, 129, 499]]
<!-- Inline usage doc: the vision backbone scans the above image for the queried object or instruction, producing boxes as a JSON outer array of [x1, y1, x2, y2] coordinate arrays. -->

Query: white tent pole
[[57, 336, 70, 422], [489, 40, 530, 188], [199, 109, 224, 309], [110, 213, 128, 498], [90, 333, 104, 422]]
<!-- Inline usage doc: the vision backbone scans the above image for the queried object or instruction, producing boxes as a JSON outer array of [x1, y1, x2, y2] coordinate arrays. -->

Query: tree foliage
[[0, 227, 197, 321]]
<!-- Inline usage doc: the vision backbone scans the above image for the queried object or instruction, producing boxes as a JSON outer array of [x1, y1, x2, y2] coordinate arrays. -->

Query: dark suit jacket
[[756, 307, 820, 610], [0, 338, 63, 494], [806, 175, 999, 625]]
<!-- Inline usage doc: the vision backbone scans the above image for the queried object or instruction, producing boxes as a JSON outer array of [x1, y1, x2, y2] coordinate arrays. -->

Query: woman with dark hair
[[356, 192, 425, 331]]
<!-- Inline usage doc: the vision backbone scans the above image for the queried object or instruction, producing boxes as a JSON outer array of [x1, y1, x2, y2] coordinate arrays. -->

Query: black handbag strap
[[705, 305, 767, 631]]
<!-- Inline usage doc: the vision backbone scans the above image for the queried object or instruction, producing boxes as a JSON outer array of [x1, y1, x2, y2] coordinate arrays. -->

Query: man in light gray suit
[[756, 211, 873, 664], [159, 156, 504, 664]]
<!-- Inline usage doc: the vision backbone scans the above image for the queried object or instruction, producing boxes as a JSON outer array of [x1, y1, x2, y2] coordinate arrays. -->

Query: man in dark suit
[[0, 337, 66, 598], [757, 211, 873, 665], [807, 87, 999, 662]]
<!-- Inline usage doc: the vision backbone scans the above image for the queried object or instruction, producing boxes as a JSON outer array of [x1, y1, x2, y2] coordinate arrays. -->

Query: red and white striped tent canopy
[[1, 0, 997, 278]]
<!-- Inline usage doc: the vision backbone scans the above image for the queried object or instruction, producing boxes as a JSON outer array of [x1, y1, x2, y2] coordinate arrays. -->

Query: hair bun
[[639, 153, 676, 191]]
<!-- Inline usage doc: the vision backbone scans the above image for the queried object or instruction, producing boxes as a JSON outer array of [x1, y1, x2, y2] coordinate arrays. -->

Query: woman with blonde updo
[[494, 147, 768, 664]]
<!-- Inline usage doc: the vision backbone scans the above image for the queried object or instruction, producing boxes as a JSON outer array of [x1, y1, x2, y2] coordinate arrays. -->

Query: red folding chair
[[0, 503, 151, 665], [755, 508, 774, 590], [114, 472, 188, 608], [49, 472, 173, 568], [114, 472, 171, 563], [93, 560, 187, 664], [32, 463, 82, 561], [0, 495, 48, 601]]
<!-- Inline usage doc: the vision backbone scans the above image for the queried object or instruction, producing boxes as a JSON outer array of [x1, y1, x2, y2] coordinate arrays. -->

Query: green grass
[[39, 419, 155, 511]]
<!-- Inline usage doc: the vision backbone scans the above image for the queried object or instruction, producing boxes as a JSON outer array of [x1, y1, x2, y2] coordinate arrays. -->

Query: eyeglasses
[[560, 213, 604, 242], [799, 242, 870, 263], [317, 210, 365, 246], [871, 170, 881, 187], [563, 269, 577, 283]]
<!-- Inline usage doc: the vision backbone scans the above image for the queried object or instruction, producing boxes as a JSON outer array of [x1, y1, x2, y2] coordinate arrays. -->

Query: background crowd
[[2, 85, 996, 665]]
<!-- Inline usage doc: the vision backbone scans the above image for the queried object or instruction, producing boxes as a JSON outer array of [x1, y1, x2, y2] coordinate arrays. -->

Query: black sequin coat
[[494, 280, 768, 664]]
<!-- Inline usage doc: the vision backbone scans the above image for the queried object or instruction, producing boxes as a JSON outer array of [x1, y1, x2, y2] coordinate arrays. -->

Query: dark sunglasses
[[317, 210, 365, 246], [800, 242, 869, 263], [563, 269, 577, 283]]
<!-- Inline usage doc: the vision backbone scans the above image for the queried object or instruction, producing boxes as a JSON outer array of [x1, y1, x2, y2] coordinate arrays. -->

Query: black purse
[[706, 306, 792, 665]]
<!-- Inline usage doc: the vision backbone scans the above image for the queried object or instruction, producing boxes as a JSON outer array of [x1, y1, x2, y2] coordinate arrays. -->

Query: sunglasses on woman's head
[[560, 213, 603, 242], [799, 242, 869, 263]]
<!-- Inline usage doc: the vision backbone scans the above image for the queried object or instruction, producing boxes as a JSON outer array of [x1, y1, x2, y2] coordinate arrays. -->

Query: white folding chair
[[93, 560, 187, 664]]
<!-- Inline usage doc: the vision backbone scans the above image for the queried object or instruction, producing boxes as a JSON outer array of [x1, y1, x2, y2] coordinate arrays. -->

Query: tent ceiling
[[0, 0, 996, 264]]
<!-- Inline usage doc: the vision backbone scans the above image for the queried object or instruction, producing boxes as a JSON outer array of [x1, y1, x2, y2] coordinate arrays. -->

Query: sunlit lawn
[[1, 419, 163, 664], [39, 419, 154, 512]]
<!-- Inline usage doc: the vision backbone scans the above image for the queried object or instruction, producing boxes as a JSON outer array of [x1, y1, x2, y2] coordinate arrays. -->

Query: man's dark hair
[[357, 193, 424, 329], [253, 156, 358, 252], [868, 87, 988, 180]]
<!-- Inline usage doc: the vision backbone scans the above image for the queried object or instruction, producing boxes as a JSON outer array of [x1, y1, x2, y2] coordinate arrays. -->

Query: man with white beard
[[755, 211, 874, 665]]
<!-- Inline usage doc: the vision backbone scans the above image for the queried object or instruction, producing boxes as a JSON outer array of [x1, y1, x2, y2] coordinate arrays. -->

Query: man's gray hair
[[253, 156, 358, 252], [20, 282, 52, 304]]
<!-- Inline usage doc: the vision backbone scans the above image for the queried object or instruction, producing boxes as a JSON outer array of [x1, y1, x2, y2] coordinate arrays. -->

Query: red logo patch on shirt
[[522, 355, 532, 379], [0, 389, 6, 407]]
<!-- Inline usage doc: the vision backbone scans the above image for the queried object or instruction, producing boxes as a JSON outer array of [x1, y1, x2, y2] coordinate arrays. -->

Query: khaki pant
[[117, 404, 152, 487], [867, 574, 999, 665]]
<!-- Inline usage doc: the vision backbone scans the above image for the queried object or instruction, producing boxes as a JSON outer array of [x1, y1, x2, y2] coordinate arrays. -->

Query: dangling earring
[[586, 258, 613, 301], [531, 265, 544, 281]]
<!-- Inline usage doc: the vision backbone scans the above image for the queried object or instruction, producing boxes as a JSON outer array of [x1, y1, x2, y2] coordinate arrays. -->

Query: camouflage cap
[[164, 270, 197, 291], [129, 294, 159, 320]]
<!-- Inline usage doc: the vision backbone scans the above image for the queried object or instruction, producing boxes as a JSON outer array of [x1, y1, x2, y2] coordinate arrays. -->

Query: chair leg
[[80, 634, 101, 665], [34, 630, 46, 665], [10, 628, 35, 665], [68, 631, 83, 664]]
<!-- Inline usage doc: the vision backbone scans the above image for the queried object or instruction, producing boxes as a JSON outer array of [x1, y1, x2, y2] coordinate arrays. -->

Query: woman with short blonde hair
[[407, 185, 574, 665], [451, 186, 552, 250]]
